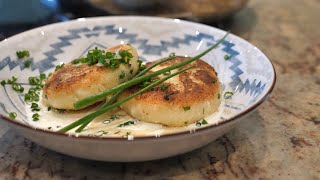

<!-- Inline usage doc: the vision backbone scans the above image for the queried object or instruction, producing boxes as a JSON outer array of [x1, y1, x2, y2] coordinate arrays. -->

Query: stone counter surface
[[0, 0, 319, 179]]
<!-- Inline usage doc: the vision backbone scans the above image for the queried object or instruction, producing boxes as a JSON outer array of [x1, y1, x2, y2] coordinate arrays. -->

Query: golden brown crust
[[122, 56, 220, 106], [43, 64, 108, 97]]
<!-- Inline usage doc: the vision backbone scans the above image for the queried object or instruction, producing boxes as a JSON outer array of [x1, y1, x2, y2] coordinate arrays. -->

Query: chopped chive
[[24, 60, 32, 68], [224, 54, 231, 60], [32, 113, 40, 121], [118, 121, 135, 127], [16, 50, 30, 58], [9, 112, 17, 120], [28, 77, 40, 85], [160, 84, 169, 91], [183, 106, 191, 111], [195, 119, 208, 127], [202, 119, 208, 125], [40, 73, 46, 81], [7, 76, 17, 84], [119, 71, 126, 79], [55, 63, 65, 71], [1, 80, 6, 86], [224, 91, 234, 99], [12, 83, 24, 93]]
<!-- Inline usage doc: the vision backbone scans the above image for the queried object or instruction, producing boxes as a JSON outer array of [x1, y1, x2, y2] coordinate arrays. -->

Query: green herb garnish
[[7, 76, 17, 84], [160, 84, 169, 91], [9, 112, 17, 119], [118, 121, 135, 127], [0, 80, 6, 86], [31, 103, 40, 112], [55, 63, 65, 71], [12, 83, 24, 93], [16, 50, 30, 58], [32, 113, 40, 121], [196, 119, 208, 127], [24, 60, 32, 68], [224, 54, 231, 60], [28, 77, 40, 85], [40, 73, 46, 81], [183, 106, 191, 111], [224, 91, 234, 99], [119, 71, 126, 79], [218, 93, 221, 99]]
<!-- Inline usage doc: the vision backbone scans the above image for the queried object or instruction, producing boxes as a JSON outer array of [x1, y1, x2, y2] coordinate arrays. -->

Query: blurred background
[[0, 0, 249, 41]]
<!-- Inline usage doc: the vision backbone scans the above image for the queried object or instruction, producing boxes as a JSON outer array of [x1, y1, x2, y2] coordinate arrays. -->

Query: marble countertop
[[0, 0, 319, 179]]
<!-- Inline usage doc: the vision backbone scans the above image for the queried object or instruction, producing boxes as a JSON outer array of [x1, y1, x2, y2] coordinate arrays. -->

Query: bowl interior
[[0, 16, 275, 138]]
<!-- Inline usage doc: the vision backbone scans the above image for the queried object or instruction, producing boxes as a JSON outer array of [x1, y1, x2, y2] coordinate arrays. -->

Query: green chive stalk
[[74, 32, 229, 109]]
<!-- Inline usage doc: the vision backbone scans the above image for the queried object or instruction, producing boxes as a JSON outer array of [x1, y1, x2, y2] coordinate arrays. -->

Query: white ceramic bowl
[[0, 16, 275, 162]]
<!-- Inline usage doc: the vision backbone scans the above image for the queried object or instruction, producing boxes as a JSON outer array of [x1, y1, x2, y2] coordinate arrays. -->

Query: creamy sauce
[[25, 91, 227, 138]]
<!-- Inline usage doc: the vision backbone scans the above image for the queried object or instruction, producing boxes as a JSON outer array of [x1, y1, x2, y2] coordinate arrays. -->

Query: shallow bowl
[[0, 16, 275, 162]]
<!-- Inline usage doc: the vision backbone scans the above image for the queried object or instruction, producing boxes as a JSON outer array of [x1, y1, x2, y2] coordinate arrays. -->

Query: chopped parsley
[[183, 106, 191, 111], [9, 112, 17, 120], [224, 54, 231, 60], [224, 91, 234, 99], [16, 50, 30, 58]]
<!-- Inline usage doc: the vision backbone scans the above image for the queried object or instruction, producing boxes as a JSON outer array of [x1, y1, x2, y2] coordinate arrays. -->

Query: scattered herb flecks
[[224, 91, 234, 99], [16, 50, 30, 58], [9, 112, 17, 120], [224, 54, 231, 60], [55, 63, 65, 71], [160, 84, 169, 91], [24, 60, 32, 68], [118, 121, 135, 127], [196, 119, 208, 127], [183, 106, 191, 111]]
